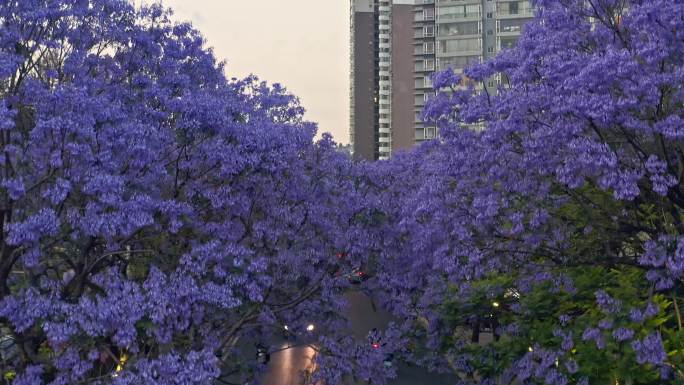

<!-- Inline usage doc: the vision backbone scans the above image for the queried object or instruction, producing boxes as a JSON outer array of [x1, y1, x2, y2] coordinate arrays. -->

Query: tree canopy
[[365, 0, 684, 384], [1, 0, 684, 384]]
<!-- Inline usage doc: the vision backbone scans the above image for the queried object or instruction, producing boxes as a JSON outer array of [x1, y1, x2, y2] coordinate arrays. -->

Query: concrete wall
[[353, 0, 374, 12], [351, 10, 377, 161], [390, 4, 416, 153]]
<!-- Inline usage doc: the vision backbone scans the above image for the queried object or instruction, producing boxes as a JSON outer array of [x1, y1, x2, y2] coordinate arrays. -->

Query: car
[[281, 322, 316, 340], [367, 328, 394, 367], [255, 343, 270, 365], [346, 268, 370, 284], [0, 331, 17, 361]]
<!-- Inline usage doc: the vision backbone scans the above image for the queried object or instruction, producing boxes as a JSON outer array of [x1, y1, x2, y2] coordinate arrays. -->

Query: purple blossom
[[564, 360, 579, 374], [431, 67, 461, 89], [0, 1, 365, 382], [632, 332, 667, 366], [629, 308, 645, 323], [1, 177, 25, 200], [595, 290, 621, 314], [645, 155, 677, 196], [645, 302, 660, 318], [2, 0, 684, 383], [598, 319, 613, 330], [582, 328, 605, 349], [13, 365, 44, 385], [612, 327, 635, 342]]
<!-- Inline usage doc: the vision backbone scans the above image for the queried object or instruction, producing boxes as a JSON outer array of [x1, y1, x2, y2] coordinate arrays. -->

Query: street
[[260, 291, 455, 385], [259, 343, 317, 385]]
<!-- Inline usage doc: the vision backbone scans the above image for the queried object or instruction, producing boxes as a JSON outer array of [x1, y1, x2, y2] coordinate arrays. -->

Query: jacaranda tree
[[0, 1, 376, 384], [362, 0, 684, 384], [4, 0, 684, 385]]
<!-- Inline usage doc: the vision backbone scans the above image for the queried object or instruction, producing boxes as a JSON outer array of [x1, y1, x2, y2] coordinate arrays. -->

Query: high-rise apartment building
[[350, 0, 534, 161]]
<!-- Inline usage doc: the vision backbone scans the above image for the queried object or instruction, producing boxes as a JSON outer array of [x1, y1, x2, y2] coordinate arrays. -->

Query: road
[[259, 342, 317, 385], [259, 291, 455, 385]]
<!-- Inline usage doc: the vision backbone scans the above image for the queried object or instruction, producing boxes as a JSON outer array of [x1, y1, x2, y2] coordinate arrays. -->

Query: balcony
[[496, 1, 534, 18], [437, 12, 481, 21], [496, 8, 534, 17]]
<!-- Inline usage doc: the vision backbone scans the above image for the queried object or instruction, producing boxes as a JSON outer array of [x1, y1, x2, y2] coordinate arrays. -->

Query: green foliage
[[438, 265, 684, 384]]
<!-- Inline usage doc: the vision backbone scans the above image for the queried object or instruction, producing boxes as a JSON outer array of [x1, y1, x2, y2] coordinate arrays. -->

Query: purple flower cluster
[[377, 0, 684, 381], [632, 332, 667, 366], [612, 327, 635, 342], [2, 0, 684, 383], [595, 290, 622, 314], [640, 235, 684, 289], [0, 1, 365, 383]]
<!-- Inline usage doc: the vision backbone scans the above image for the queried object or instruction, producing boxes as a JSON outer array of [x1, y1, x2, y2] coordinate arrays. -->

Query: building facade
[[350, 0, 534, 160]]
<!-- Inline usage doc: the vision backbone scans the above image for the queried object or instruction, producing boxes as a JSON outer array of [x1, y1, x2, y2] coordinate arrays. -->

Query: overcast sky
[[153, 0, 351, 144]]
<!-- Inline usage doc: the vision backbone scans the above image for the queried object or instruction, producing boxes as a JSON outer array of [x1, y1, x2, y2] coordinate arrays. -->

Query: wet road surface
[[260, 291, 455, 385], [259, 342, 317, 385]]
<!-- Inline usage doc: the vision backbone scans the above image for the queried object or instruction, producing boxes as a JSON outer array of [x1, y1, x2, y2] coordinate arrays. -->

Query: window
[[425, 126, 435, 139], [424, 59, 435, 71], [424, 8, 435, 20], [438, 56, 481, 69], [438, 4, 480, 19], [438, 21, 479, 36], [424, 25, 435, 37], [424, 41, 435, 54], [499, 1, 530, 16], [499, 36, 519, 50], [486, 12, 493, 18], [499, 18, 527, 33], [440, 38, 480, 53], [424, 76, 433, 88]]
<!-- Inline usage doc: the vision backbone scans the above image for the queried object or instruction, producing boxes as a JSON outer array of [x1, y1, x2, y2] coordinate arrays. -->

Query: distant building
[[350, 0, 534, 161], [335, 143, 353, 157]]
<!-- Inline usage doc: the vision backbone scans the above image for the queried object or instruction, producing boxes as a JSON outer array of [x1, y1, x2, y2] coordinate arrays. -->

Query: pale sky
[[153, 0, 351, 144]]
